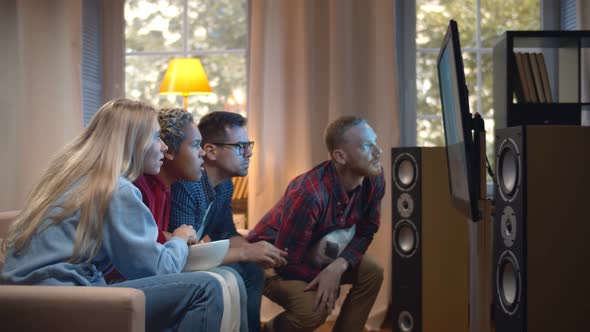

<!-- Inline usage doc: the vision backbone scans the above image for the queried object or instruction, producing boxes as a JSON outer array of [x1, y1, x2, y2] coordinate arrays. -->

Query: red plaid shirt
[[247, 161, 385, 282]]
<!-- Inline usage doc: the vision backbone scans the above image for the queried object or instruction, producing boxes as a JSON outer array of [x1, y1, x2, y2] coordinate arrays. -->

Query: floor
[[315, 318, 392, 332]]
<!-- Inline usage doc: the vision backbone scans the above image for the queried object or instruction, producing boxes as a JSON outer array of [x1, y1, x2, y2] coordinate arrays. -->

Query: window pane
[[126, 55, 180, 107], [416, 51, 488, 117], [125, 0, 184, 52], [192, 54, 247, 118], [484, 118, 495, 183], [416, 52, 441, 117], [188, 0, 247, 50], [460, 51, 478, 115], [480, 52, 494, 117], [417, 0, 477, 49], [480, 0, 541, 48], [417, 118, 444, 147]]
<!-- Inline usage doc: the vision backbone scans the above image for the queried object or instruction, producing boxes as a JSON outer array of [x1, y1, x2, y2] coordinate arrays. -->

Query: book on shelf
[[231, 176, 245, 200], [512, 51, 553, 103], [528, 52, 546, 103], [231, 176, 248, 201], [231, 177, 238, 200], [514, 52, 531, 102], [239, 176, 248, 199], [535, 52, 553, 103], [521, 52, 539, 102]]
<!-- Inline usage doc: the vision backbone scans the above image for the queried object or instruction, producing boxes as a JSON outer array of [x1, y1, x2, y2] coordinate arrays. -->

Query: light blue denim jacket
[[1, 177, 188, 286]]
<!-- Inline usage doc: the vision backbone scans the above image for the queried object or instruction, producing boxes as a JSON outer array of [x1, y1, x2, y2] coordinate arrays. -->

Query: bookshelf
[[493, 31, 590, 129], [231, 176, 248, 229]]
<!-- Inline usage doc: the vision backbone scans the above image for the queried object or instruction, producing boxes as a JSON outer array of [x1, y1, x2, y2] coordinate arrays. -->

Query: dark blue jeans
[[227, 262, 265, 332]]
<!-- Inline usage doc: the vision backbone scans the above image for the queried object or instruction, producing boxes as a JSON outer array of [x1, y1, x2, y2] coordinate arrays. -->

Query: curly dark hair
[[158, 108, 195, 152]]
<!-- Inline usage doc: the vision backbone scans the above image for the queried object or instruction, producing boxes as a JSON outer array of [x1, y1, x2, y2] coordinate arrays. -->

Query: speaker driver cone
[[394, 220, 419, 258], [496, 250, 521, 315], [398, 310, 414, 332], [500, 206, 517, 247], [497, 138, 521, 202], [397, 193, 415, 218], [393, 153, 418, 191]]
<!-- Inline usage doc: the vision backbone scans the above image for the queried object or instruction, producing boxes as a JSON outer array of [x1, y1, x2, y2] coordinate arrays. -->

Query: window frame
[[123, 0, 248, 115]]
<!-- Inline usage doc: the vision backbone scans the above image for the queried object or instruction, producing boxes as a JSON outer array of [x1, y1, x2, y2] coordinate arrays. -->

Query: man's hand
[[171, 224, 198, 245], [241, 241, 288, 268], [304, 257, 349, 312]]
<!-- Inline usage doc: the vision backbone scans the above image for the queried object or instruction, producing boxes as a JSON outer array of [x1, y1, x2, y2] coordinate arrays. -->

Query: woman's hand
[[172, 224, 198, 245]]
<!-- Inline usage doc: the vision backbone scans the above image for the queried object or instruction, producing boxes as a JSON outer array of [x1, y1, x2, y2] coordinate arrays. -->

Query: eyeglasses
[[211, 141, 255, 155]]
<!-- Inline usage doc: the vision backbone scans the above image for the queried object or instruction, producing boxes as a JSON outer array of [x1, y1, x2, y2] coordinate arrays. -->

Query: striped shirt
[[247, 160, 385, 282]]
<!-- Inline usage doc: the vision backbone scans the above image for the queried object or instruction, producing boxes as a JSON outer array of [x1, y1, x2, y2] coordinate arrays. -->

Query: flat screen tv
[[437, 19, 481, 222]]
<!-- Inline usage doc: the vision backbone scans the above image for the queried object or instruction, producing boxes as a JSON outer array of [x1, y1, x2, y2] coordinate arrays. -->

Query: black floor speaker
[[391, 147, 469, 332], [493, 125, 590, 332]]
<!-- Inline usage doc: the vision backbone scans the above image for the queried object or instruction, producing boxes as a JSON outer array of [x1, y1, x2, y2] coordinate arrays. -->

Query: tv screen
[[437, 20, 480, 221]]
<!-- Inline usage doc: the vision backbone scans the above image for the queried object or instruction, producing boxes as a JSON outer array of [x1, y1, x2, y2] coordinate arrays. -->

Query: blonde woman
[[1, 99, 224, 331]]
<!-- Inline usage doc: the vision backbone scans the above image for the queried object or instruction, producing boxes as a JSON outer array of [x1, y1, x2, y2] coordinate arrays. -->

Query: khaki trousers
[[264, 255, 383, 332]]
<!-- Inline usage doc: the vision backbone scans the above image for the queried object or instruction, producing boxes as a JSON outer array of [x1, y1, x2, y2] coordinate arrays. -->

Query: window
[[124, 0, 248, 118], [397, 0, 541, 171], [560, 0, 577, 30]]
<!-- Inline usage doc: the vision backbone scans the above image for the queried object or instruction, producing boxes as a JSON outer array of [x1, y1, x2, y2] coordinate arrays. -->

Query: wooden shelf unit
[[493, 30, 590, 129]]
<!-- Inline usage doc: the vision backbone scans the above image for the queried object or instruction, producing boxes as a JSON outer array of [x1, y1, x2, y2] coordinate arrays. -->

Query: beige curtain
[[247, 0, 399, 328], [578, 0, 590, 126], [0, 0, 84, 211]]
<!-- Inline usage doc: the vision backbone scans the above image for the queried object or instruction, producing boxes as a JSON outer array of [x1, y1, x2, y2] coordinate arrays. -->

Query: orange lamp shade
[[159, 58, 213, 96]]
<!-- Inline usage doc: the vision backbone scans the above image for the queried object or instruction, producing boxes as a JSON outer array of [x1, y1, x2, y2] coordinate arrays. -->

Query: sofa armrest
[[0, 210, 19, 272], [0, 285, 145, 332], [0, 210, 19, 238]]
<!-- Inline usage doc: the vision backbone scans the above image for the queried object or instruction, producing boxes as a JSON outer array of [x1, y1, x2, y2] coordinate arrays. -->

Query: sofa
[[0, 210, 146, 332]]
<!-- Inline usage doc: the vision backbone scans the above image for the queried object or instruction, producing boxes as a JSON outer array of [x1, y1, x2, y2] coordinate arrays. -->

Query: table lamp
[[159, 58, 213, 109]]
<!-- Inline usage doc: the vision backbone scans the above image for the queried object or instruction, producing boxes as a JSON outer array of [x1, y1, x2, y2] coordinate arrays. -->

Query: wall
[[0, 0, 22, 211], [0, 0, 83, 211]]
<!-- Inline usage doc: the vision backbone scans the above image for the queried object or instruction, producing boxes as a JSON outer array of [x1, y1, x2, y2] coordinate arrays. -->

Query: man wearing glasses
[[170, 111, 287, 332]]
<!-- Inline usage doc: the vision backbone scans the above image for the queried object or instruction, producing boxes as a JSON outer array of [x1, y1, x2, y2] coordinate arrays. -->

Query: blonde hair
[[3, 98, 158, 262]]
